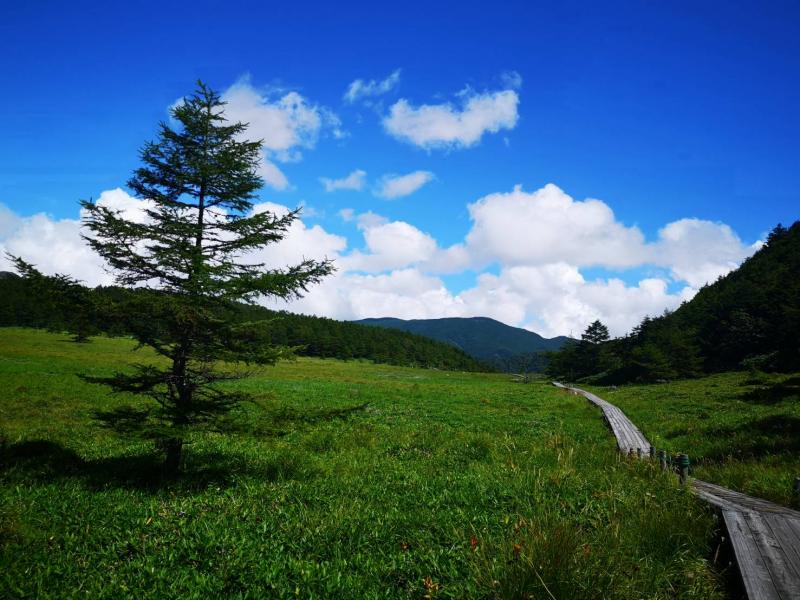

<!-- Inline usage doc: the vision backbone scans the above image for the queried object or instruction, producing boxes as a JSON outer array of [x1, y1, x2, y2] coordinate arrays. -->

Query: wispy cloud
[[344, 69, 401, 104], [500, 70, 523, 90], [320, 169, 367, 192], [375, 171, 435, 199]]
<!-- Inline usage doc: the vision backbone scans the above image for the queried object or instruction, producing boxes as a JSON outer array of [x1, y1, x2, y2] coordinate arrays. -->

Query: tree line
[[0, 276, 488, 373]]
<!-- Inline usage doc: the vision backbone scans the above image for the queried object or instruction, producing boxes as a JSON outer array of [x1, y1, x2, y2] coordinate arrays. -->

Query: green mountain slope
[[668, 221, 800, 372], [548, 221, 800, 382], [355, 316, 572, 370]]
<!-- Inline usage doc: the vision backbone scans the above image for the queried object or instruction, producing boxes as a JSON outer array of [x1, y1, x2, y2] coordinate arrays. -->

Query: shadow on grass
[[694, 414, 800, 464], [738, 376, 800, 405], [1, 439, 271, 493], [265, 402, 370, 426], [93, 406, 153, 434], [93, 400, 369, 438], [213, 402, 370, 439], [1, 402, 366, 491]]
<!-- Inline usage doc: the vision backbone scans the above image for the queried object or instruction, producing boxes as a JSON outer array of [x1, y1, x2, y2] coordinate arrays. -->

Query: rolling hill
[[355, 316, 573, 371]]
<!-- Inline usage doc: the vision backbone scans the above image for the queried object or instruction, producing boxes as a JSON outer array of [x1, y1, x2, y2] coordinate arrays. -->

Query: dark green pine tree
[[581, 320, 610, 345], [80, 82, 333, 476]]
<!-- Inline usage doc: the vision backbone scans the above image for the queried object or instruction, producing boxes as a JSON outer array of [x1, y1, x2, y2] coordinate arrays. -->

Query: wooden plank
[[615, 417, 645, 451], [723, 510, 781, 600], [693, 485, 746, 513], [745, 512, 800, 599], [693, 480, 800, 519], [784, 517, 800, 543], [617, 426, 635, 450], [764, 516, 800, 572]]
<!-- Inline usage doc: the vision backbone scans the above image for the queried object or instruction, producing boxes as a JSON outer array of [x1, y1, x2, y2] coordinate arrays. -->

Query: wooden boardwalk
[[552, 381, 651, 454], [553, 382, 800, 600]]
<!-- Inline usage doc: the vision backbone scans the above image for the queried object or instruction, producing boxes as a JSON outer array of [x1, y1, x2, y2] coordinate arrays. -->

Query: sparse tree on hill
[[75, 82, 333, 476]]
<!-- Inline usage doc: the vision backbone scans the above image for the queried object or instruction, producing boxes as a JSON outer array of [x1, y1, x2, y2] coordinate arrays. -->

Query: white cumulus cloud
[[219, 77, 343, 190], [320, 169, 367, 192], [0, 212, 106, 285], [653, 218, 759, 288], [275, 260, 694, 339], [0, 188, 154, 286], [257, 160, 290, 191], [0, 182, 761, 341], [383, 88, 519, 150], [375, 171, 435, 199], [246, 201, 346, 272], [463, 183, 647, 269], [475, 265, 694, 338], [342, 216, 438, 273], [279, 268, 466, 322], [0, 204, 22, 238]]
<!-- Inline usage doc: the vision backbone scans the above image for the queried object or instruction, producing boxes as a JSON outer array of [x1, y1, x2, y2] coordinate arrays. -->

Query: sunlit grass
[[1, 328, 726, 598]]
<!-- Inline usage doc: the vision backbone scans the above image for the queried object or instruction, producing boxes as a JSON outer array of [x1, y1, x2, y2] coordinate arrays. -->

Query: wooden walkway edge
[[553, 382, 800, 600]]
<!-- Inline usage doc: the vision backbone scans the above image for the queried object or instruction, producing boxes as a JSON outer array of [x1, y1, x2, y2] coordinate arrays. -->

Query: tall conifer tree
[[581, 320, 610, 345], [79, 82, 333, 475]]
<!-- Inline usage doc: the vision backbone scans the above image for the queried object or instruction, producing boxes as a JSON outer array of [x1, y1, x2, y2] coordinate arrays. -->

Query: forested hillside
[[356, 316, 572, 372], [0, 275, 487, 371], [548, 222, 800, 382]]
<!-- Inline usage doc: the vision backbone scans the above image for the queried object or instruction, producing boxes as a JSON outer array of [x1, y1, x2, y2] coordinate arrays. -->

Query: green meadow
[[588, 373, 800, 509], [1, 328, 729, 599]]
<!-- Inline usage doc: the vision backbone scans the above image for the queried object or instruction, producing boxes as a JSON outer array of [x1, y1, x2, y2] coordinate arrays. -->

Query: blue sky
[[1, 1, 798, 337]]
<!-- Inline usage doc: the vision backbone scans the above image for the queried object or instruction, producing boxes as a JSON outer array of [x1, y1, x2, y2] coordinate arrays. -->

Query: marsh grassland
[[1, 328, 727, 599], [588, 373, 800, 509]]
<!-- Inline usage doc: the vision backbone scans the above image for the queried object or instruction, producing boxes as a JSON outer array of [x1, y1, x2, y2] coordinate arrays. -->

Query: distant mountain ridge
[[354, 316, 573, 371]]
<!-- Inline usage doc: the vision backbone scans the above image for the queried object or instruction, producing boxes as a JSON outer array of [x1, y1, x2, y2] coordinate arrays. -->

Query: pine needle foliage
[[78, 81, 333, 475]]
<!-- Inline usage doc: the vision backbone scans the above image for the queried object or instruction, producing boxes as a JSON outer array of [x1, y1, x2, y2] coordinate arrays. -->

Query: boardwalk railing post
[[794, 477, 800, 496], [678, 454, 690, 485], [658, 450, 667, 471], [649, 446, 655, 460], [637, 447, 642, 459]]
